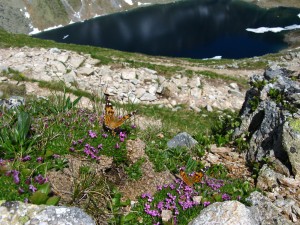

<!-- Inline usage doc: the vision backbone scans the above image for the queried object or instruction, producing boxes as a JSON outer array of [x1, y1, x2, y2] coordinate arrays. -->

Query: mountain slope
[[0, 0, 176, 34]]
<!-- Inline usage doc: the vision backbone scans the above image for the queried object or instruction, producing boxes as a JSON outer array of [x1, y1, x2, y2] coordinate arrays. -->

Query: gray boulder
[[233, 67, 300, 177], [247, 191, 293, 225], [0, 201, 95, 225], [188, 201, 257, 225], [167, 132, 198, 149]]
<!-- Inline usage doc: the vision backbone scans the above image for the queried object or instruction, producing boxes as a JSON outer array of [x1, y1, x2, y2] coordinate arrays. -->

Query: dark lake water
[[33, 0, 300, 59]]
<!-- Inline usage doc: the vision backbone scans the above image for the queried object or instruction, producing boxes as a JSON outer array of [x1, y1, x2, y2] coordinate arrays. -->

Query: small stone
[[161, 210, 173, 222], [49, 48, 61, 54], [229, 83, 239, 90], [192, 196, 202, 204], [0, 77, 8, 82], [206, 105, 213, 112], [190, 105, 201, 112]]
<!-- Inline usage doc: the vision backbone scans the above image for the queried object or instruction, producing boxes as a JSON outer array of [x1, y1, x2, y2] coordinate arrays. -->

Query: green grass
[[0, 93, 254, 224]]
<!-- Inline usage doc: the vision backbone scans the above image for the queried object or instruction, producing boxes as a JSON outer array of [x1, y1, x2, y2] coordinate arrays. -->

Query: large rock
[[247, 191, 293, 225], [0, 201, 95, 225], [233, 68, 300, 177], [282, 121, 300, 179], [188, 201, 257, 225]]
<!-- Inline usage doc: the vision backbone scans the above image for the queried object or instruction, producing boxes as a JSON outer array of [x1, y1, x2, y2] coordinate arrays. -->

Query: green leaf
[[17, 111, 31, 143], [21, 168, 31, 177], [46, 196, 60, 206], [120, 212, 136, 223], [29, 191, 49, 205], [38, 183, 51, 195]]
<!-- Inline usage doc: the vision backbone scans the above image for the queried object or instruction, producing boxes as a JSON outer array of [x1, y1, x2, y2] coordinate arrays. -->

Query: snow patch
[[124, 0, 133, 5], [29, 24, 63, 35], [246, 24, 300, 33], [203, 56, 222, 60], [24, 12, 30, 18], [138, 2, 151, 6]]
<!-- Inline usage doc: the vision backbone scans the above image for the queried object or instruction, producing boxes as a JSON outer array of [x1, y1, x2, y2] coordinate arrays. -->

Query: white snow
[[24, 12, 30, 18], [29, 24, 63, 35], [246, 24, 300, 33], [124, 0, 133, 5], [138, 2, 151, 6], [247, 13, 300, 34], [203, 56, 222, 60]]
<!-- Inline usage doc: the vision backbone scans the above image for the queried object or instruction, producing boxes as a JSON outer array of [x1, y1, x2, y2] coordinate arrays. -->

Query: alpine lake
[[33, 0, 300, 59]]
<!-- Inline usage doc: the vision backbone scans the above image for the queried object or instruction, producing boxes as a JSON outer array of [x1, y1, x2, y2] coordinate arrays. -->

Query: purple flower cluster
[[222, 193, 231, 201], [22, 155, 31, 162], [205, 177, 224, 190], [6, 169, 48, 194], [119, 131, 127, 142], [141, 193, 160, 217], [36, 157, 43, 163], [139, 166, 242, 224], [34, 174, 48, 185], [88, 130, 97, 138], [6, 170, 20, 184], [203, 201, 211, 207], [177, 184, 200, 211], [83, 143, 101, 161]]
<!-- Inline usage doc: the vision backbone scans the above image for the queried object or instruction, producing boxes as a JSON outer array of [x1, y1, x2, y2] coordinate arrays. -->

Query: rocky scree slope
[[0, 0, 175, 34]]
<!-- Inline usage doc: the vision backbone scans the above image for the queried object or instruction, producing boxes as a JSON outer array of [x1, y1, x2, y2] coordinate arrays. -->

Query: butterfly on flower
[[178, 169, 204, 187], [103, 94, 137, 136]]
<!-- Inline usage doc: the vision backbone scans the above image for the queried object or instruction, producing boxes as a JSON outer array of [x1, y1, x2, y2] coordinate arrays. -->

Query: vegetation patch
[[0, 93, 255, 224]]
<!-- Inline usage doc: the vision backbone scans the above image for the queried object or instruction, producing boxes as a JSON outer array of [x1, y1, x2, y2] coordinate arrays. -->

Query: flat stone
[[63, 71, 77, 84], [77, 67, 94, 76], [69, 55, 85, 69], [148, 84, 158, 95], [121, 69, 136, 80], [49, 61, 66, 73], [56, 54, 69, 63], [140, 93, 157, 101], [135, 88, 146, 98]]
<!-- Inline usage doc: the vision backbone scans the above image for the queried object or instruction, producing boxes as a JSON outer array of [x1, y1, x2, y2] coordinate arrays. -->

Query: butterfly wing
[[179, 170, 204, 186], [180, 170, 193, 186], [103, 94, 137, 133], [103, 94, 115, 130], [193, 171, 204, 183]]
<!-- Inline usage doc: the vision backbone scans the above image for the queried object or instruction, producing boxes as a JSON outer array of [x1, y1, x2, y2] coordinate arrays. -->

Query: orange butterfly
[[103, 94, 136, 135], [179, 170, 204, 186]]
